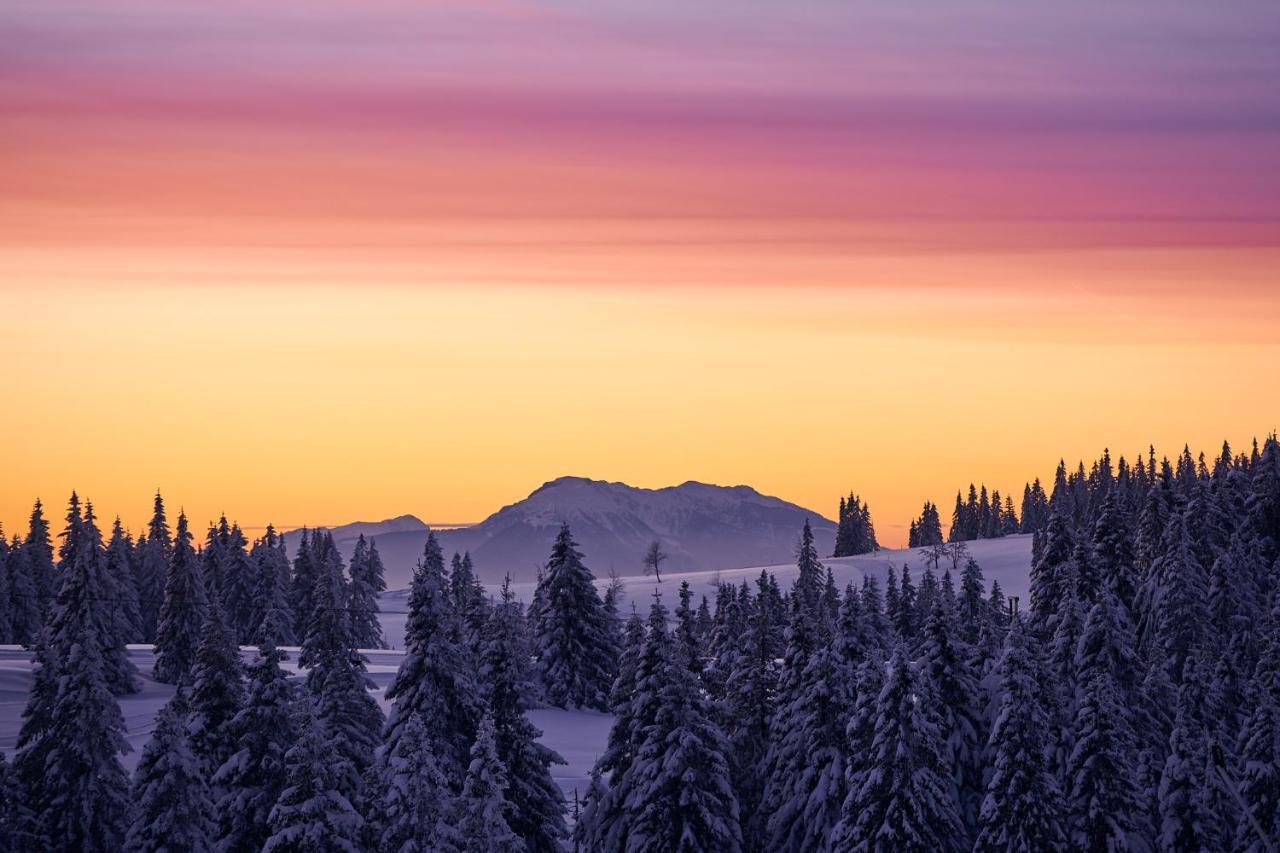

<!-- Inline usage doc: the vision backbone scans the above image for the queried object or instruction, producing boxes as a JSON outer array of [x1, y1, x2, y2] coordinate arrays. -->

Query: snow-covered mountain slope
[[296, 477, 837, 588], [379, 533, 1035, 649]]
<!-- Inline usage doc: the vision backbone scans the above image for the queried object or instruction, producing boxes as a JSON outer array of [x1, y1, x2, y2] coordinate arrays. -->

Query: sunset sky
[[3, 1, 1279, 544]]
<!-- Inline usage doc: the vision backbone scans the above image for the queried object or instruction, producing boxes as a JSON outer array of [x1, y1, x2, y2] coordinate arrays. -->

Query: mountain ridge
[[285, 476, 835, 588]]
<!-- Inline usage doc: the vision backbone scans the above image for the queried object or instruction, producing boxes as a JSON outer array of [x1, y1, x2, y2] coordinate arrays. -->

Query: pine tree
[[720, 587, 776, 851], [136, 491, 172, 642], [214, 613, 298, 853], [263, 698, 364, 853], [1235, 683, 1280, 852], [346, 535, 386, 649], [382, 532, 481, 780], [288, 528, 318, 643], [5, 533, 42, 645], [919, 600, 985, 837], [153, 512, 208, 685], [479, 578, 567, 852], [188, 599, 245, 781], [973, 617, 1065, 852], [1157, 674, 1223, 852], [456, 712, 521, 853], [23, 499, 56, 626], [1150, 510, 1209, 683], [450, 550, 487, 647], [249, 525, 296, 646], [833, 645, 965, 852], [299, 545, 383, 807], [761, 591, 848, 851], [623, 622, 742, 852], [30, 509, 133, 850], [124, 690, 215, 853], [1066, 668, 1150, 851], [374, 712, 458, 853], [533, 523, 615, 711], [49, 501, 140, 695], [219, 523, 259, 645], [104, 517, 143, 645]]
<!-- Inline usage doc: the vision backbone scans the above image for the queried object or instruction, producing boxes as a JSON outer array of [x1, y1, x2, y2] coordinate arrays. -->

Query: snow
[[0, 535, 1030, 803], [381, 534, 1034, 649], [0, 643, 614, 802]]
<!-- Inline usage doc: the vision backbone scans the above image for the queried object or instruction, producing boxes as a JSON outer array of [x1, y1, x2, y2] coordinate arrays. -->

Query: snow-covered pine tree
[[345, 534, 386, 650], [1157, 665, 1225, 853], [9, 630, 57, 845], [1149, 509, 1209, 684], [214, 611, 298, 853], [456, 711, 521, 853], [135, 491, 172, 642], [263, 697, 364, 853], [49, 501, 140, 695], [832, 645, 964, 852], [153, 512, 208, 685], [124, 690, 215, 853], [188, 598, 245, 782], [4, 532, 42, 645], [105, 516, 143, 645], [288, 528, 318, 644], [478, 577, 567, 852], [623, 618, 742, 853], [299, 545, 383, 807], [382, 532, 481, 780], [1030, 502, 1074, 629], [23, 499, 56, 626], [973, 617, 1065, 852], [32, 511, 133, 850], [449, 550, 488, 647], [533, 523, 615, 711], [761, 591, 849, 851], [1235, 682, 1280, 852], [373, 712, 458, 853], [249, 525, 296, 646], [919, 599, 985, 838], [1066, 667, 1151, 851], [1090, 492, 1138, 620], [720, 584, 776, 851], [219, 522, 260, 645]]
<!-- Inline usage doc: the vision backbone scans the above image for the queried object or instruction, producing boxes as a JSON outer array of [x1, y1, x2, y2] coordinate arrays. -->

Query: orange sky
[[2, 1, 1279, 544]]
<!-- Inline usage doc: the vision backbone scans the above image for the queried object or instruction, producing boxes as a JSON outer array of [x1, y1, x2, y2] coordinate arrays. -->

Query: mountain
[[287, 477, 835, 588]]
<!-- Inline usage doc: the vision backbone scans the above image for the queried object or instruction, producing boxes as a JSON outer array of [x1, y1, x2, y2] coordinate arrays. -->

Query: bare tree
[[643, 540, 668, 583]]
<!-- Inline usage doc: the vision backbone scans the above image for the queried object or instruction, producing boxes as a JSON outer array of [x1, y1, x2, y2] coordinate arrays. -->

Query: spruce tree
[[219, 523, 259, 645], [299, 547, 383, 807], [973, 617, 1065, 852], [105, 516, 143, 646], [919, 600, 985, 837], [32, 519, 133, 850], [49, 501, 140, 695], [533, 523, 615, 711], [214, 613, 298, 853], [720, 586, 776, 851], [833, 645, 964, 852], [153, 512, 208, 685], [288, 528, 318, 644], [249, 525, 295, 646], [263, 698, 364, 853], [346, 535, 386, 650], [136, 491, 172, 642], [623, 625, 742, 852], [456, 712, 521, 853], [479, 578, 567, 852], [23, 498, 56, 626], [1157, 675, 1223, 852], [124, 690, 215, 853], [374, 712, 457, 853], [188, 599, 245, 781], [5, 533, 42, 645], [382, 532, 481, 780]]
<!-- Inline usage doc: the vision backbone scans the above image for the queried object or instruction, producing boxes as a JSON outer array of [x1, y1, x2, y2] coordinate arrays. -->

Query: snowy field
[[0, 535, 1030, 802], [381, 534, 1035, 649]]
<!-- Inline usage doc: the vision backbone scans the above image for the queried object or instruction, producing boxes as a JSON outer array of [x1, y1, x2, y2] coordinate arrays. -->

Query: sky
[[2, 0, 1279, 546]]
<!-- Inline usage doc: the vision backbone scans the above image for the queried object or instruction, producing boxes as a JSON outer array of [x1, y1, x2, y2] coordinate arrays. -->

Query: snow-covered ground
[[381, 534, 1035, 649], [0, 643, 610, 800], [0, 535, 1031, 802]]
